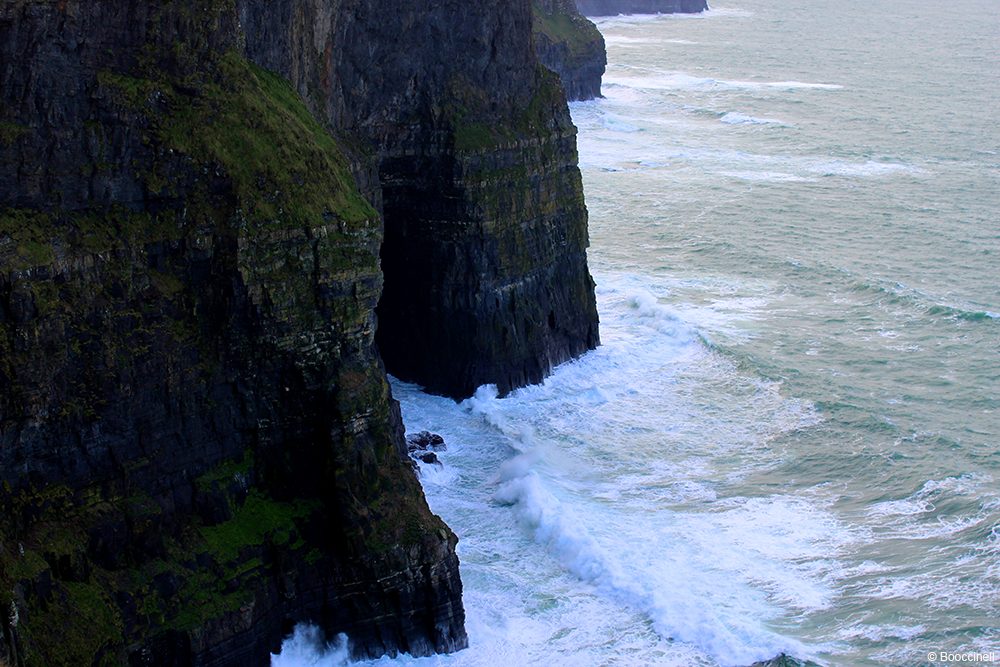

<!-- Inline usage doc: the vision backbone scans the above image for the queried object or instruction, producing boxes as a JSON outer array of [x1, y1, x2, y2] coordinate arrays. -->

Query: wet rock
[[407, 431, 447, 452], [417, 452, 441, 465]]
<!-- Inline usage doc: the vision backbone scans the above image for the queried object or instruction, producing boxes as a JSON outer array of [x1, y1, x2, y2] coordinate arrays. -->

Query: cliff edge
[[533, 0, 608, 101], [575, 0, 708, 16]]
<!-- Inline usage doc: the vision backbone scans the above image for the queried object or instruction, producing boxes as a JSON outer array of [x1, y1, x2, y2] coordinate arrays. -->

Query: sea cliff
[[533, 0, 607, 101], [0, 0, 598, 665], [575, 0, 708, 16], [239, 0, 600, 399]]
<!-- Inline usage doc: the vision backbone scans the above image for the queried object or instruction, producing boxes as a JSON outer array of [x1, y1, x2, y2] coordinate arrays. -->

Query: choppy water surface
[[278, 1, 1000, 665]]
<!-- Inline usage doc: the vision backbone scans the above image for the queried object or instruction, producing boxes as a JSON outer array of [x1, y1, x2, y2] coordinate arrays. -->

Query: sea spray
[[272, 625, 350, 667]]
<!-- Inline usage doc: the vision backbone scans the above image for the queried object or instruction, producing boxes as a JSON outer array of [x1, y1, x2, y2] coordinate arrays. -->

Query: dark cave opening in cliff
[[373, 202, 449, 397]]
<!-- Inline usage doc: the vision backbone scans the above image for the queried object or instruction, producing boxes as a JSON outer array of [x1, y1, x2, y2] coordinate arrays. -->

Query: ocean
[[275, 1, 1000, 665]]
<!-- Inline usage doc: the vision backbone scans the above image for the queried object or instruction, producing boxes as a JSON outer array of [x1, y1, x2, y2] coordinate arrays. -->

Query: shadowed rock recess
[[575, 0, 708, 16], [533, 0, 607, 101], [0, 1, 597, 666]]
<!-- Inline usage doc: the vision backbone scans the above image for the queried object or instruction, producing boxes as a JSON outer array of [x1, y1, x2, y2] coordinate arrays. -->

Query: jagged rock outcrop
[[575, 0, 708, 16], [0, 0, 600, 664], [0, 2, 465, 665], [240, 0, 601, 399], [533, 0, 607, 101]]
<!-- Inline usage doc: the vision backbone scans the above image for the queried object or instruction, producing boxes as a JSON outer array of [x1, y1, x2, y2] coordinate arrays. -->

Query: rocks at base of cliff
[[407, 431, 447, 452], [575, 0, 708, 16], [416, 451, 441, 465], [533, 0, 607, 100], [407, 432, 447, 467]]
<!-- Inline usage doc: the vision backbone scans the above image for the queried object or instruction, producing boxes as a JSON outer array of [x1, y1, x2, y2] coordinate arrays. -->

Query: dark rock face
[[575, 0, 708, 16], [240, 0, 601, 400], [1, 0, 600, 664], [533, 0, 608, 101], [374, 100, 601, 399], [0, 2, 466, 665]]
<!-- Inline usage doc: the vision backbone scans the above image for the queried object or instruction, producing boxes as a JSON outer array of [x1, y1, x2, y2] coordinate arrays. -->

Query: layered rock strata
[[0, 0, 600, 664], [575, 0, 708, 16], [533, 0, 608, 101]]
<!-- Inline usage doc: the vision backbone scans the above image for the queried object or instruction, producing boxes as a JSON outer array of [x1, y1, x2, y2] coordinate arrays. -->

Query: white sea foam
[[838, 623, 928, 642], [603, 72, 842, 93], [866, 473, 999, 541], [574, 100, 921, 182], [748, 80, 842, 90], [594, 6, 752, 26], [600, 115, 642, 133], [806, 160, 923, 178], [482, 409, 815, 665], [359, 277, 828, 665], [720, 112, 787, 126], [864, 570, 1000, 613], [272, 626, 350, 666], [702, 6, 754, 18], [603, 35, 694, 47], [721, 171, 816, 183]]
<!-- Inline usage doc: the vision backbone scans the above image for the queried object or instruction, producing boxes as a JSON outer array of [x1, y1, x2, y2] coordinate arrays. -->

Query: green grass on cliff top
[[102, 51, 375, 230], [533, 2, 604, 59], [161, 53, 376, 227], [1, 52, 376, 273]]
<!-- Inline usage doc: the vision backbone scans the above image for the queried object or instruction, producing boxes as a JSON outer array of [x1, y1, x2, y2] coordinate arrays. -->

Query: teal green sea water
[[576, 0, 1000, 662], [278, 2, 1000, 665]]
